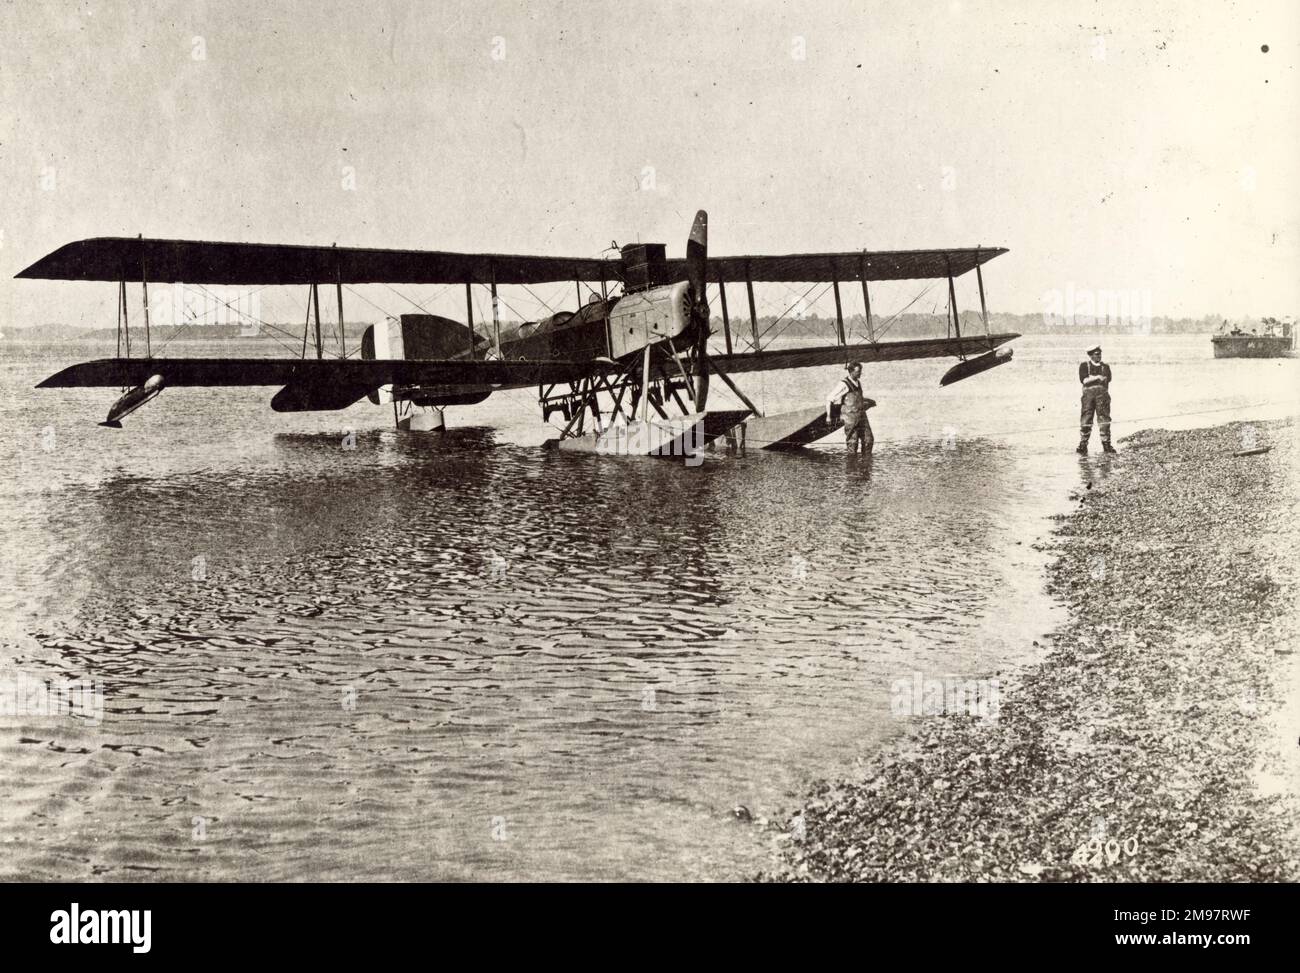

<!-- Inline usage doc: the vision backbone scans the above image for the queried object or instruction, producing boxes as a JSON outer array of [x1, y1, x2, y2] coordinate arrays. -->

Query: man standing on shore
[[826, 361, 876, 454], [1078, 344, 1115, 455]]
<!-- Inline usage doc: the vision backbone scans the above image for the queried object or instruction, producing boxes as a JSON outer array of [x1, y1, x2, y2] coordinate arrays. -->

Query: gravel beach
[[766, 418, 1300, 882]]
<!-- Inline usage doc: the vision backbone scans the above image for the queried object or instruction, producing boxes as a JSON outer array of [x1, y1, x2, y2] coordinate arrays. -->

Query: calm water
[[1, 334, 1296, 880]]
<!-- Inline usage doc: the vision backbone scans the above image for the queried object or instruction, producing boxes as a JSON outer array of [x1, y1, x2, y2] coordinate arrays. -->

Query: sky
[[1, 0, 1296, 328]]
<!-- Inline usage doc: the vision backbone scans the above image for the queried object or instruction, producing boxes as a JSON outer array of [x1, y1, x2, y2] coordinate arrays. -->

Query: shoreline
[[764, 418, 1300, 882]]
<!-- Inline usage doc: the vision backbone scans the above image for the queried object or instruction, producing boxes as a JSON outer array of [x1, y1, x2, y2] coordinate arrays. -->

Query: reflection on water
[[1, 335, 1294, 880]]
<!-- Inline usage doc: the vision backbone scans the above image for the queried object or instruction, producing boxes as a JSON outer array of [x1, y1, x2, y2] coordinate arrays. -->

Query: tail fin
[[361, 314, 486, 404]]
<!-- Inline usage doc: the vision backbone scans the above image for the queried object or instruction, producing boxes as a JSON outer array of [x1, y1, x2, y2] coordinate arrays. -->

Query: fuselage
[[496, 280, 694, 363], [378, 280, 698, 407]]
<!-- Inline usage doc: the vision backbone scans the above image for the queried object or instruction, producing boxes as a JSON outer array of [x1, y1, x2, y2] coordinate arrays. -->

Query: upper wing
[[17, 238, 1005, 286], [706, 332, 1020, 375], [36, 357, 606, 390], [17, 238, 619, 286], [670, 248, 1007, 284]]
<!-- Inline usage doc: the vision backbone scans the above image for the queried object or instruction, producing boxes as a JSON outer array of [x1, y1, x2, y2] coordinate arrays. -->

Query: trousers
[[845, 412, 873, 452], [1080, 388, 1112, 446]]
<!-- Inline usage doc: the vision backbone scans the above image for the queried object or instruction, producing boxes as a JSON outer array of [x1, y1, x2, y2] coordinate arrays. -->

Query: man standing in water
[[826, 361, 876, 454], [1078, 344, 1116, 454]]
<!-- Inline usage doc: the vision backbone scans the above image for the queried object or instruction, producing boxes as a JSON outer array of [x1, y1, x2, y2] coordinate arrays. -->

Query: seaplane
[[21, 210, 1018, 457]]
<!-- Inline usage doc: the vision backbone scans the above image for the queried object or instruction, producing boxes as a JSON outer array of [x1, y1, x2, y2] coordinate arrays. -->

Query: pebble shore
[[765, 418, 1300, 882]]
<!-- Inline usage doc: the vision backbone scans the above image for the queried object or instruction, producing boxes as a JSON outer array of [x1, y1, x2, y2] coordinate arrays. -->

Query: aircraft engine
[[605, 281, 692, 360]]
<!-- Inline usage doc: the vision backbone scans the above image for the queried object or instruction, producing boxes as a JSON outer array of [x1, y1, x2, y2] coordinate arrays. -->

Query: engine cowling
[[605, 281, 692, 360]]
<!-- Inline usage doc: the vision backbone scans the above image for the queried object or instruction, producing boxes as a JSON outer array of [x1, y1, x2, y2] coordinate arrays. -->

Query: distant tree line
[[5, 311, 1261, 344]]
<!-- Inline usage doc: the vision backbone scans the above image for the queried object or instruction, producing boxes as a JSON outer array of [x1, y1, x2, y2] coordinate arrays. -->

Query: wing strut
[[118, 278, 131, 358], [311, 282, 323, 359], [832, 277, 845, 345], [464, 281, 474, 358], [976, 249, 992, 342], [335, 254, 346, 357], [709, 359, 762, 417], [947, 270, 961, 343], [141, 243, 153, 358], [490, 262, 501, 358], [859, 253, 874, 343], [942, 254, 958, 344], [745, 261, 760, 353], [718, 277, 733, 354]]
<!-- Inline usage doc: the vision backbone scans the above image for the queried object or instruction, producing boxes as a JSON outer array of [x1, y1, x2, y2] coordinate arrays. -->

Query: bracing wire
[[186, 284, 308, 357], [758, 282, 833, 347], [521, 284, 556, 315]]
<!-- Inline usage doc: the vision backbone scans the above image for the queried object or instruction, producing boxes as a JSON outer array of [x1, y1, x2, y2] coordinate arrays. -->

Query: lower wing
[[37, 332, 1019, 413], [36, 357, 605, 390], [704, 332, 1019, 375]]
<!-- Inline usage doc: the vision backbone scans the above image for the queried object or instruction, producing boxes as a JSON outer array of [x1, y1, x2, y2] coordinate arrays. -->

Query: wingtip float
[[939, 348, 1014, 387], [100, 373, 166, 427]]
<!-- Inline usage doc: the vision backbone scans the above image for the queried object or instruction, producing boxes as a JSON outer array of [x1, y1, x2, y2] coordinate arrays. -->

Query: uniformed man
[[826, 361, 876, 454], [1078, 344, 1115, 454]]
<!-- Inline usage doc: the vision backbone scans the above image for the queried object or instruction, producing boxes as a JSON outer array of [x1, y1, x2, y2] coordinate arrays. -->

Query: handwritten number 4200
[[1070, 836, 1139, 867]]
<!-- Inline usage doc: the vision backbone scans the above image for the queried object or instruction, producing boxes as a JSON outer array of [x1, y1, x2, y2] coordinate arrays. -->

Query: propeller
[[685, 209, 709, 411]]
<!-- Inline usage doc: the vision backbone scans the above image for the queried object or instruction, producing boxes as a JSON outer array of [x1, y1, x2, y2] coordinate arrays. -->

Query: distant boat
[[1211, 317, 1295, 359]]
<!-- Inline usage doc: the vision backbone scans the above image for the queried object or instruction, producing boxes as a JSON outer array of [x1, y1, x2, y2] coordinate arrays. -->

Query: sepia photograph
[[0, 0, 1296, 947]]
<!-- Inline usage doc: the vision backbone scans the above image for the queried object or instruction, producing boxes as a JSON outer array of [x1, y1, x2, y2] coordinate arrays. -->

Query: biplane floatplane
[[21, 211, 1017, 457]]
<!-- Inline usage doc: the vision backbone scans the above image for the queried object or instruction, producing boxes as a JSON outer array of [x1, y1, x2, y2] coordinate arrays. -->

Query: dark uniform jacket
[[1079, 361, 1112, 389]]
